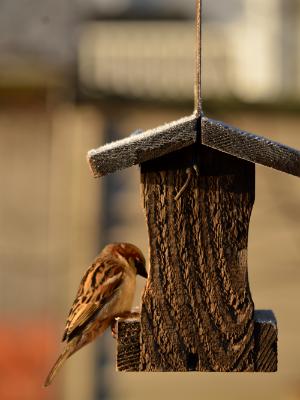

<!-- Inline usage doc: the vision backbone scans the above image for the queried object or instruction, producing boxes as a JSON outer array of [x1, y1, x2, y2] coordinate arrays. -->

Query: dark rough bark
[[115, 143, 278, 373], [116, 311, 277, 372], [138, 143, 265, 372]]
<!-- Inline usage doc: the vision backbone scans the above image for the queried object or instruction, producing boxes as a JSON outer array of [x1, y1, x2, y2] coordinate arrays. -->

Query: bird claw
[[111, 319, 118, 339]]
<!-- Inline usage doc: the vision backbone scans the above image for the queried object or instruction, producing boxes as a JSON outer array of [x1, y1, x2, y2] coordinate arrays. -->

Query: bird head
[[110, 242, 148, 278]]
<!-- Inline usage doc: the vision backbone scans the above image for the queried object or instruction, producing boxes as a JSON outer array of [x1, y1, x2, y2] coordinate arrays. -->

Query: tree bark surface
[[115, 311, 277, 372], [140, 144, 256, 371]]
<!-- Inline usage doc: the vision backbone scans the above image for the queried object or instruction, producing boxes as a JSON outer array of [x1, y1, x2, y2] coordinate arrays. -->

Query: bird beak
[[140, 267, 148, 279], [136, 261, 148, 279]]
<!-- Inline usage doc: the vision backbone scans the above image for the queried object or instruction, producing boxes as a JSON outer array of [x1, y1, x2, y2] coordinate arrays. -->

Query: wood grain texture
[[253, 310, 278, 372], [115, 311, 277, 372], [140, 143, 256, 371], [116, 318, 141, 372]]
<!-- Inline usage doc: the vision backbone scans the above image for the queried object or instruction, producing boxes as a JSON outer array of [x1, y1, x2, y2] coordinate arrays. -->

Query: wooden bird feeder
[[87, 0, 300, 372]]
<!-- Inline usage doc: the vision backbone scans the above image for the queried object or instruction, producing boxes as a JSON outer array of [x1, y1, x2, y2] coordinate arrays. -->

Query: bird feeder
[[87, 0, 300, 372]]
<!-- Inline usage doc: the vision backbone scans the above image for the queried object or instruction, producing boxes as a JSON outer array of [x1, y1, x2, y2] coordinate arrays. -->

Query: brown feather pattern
[[63, 258, 124, 342], [44, 242, 147, 387]]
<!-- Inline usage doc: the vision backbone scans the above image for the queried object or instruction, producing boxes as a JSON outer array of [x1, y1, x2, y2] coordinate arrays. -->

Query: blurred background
[[0, 0, 299, 399]]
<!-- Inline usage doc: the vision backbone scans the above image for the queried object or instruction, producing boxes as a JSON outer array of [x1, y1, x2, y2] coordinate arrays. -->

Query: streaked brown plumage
[[44, 243, 147, 387]]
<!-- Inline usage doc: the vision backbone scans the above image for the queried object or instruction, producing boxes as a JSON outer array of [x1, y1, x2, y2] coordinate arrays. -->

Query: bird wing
[[62, 257, 124, 342]]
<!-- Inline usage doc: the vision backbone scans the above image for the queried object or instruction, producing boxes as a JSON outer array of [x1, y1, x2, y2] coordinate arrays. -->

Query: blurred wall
[[0, 94, 104, 400], [0, 1, 299, 400]]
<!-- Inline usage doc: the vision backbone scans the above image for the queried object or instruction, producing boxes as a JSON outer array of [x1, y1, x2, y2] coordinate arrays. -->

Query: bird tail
[[44, 347, 71, 387]]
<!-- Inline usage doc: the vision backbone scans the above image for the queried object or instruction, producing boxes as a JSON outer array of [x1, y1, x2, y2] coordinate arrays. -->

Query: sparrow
[[44, 242, 147, 387]]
